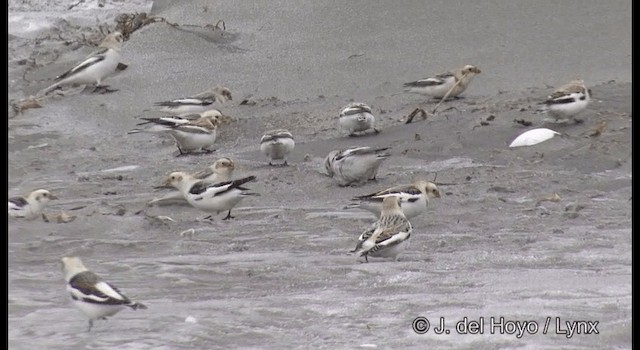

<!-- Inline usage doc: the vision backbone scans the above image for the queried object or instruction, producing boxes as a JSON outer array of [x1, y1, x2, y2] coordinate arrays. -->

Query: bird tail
[[127, 128, 144, 134], [374, 147, 392, 159], [242, 192, 261, 196], [39, 81, 62, 96], [343, 203, 360, 210], [127, 302, 148, 310]]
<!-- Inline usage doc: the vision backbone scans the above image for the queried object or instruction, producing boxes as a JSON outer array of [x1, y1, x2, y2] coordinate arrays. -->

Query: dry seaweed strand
[[431, 71, 470, 114], [405, 108, 428, 124], [115, 12, 226, 40], [11, 97, 44, 116]]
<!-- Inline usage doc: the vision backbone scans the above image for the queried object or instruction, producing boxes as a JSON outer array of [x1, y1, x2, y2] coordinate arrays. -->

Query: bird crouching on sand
[[540, 79, 591, 123], [260, 129, 295, 166], [324, 146, 391, 186], [8, 189, 58, 220], [338, 102, 380, 136]]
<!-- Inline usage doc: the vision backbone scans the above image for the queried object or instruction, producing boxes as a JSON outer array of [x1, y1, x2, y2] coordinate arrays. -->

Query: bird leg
[[175, 147, 188, 157], [87, 319, 94, 332], [222, 210, 235, 220]]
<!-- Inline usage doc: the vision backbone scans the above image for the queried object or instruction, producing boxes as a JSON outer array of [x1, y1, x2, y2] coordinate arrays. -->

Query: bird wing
[[355, 184, 419, 200], [8, 196, 28, 209], [546, 91, 582, 105], [136, 116, 190, 127], [192, 167, 215, 180], [189, 176, 256, 197], [403, 72, 451, 87], [171, 124, 213, 135], [340, 104, 372, 116], [68, 271, 130, 305], [55, 54, 107, 82], [154, 98, 213, 108], [337, 146, 391, 160]]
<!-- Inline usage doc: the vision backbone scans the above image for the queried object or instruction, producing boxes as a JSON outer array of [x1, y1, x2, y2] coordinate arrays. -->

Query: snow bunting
[[61, 256, 147, 332], [149, 157, 236, 206], [129, 109, 224, 155], [404, 64, 481, 99], [324, 146, 391, 186], [42, 31, 125, 95], [8, 189, 57, 220], [152, 86, 233, 116], [260, 129, 295, 166], [344, 180, 441, 219], [163, 173, 259, 220], [542, 80, 591, 122], [338, 102, 380, 136], [129, 109, 228, 133], [350, 196, 413, 262]]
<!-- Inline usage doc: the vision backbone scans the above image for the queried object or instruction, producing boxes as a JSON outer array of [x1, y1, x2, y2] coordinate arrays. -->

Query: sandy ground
[[8, 1, 631, 349]]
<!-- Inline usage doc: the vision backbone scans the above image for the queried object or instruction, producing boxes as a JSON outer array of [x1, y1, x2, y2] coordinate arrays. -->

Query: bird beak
[[472, 67, 482, 74], [161, 177, 173, 188], [50, 194, 59, 200], [220, 114, 234, 125], [434, 191, 442, 198]]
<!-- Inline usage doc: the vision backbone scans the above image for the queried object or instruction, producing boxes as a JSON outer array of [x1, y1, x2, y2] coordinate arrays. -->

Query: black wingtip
[[232, 175, 257, 187], [130, 302, 148, 310]]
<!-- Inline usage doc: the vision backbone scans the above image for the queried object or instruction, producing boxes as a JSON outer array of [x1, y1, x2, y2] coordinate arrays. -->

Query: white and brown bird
[[8, 189, 57, 220], [338, 102, 379, 136], [345, 180, 441, 219], [61, 256, 147, 332], [129, 109, 226, 155], [404, 64, 482, 100], [260, 129, 295, 166], [42, 31, 125, 95], [152, 86, 233, 116], [148, 157, 236, 206], [350, 196, 413, 262], [163, 172, 259, 220], [541, 79, 591, 123], [324, 146, 391, 186]]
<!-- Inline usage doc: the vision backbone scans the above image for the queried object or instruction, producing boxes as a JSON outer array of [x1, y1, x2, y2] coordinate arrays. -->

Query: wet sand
[[8, 1, 631, 349]]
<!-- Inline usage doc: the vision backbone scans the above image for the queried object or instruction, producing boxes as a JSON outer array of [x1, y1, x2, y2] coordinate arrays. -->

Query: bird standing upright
[[61, 256, 147, 332], [42, 31, 125, 95]]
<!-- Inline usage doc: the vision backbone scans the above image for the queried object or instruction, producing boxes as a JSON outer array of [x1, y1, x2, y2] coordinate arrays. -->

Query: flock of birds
[[9, 30, 593, 331]]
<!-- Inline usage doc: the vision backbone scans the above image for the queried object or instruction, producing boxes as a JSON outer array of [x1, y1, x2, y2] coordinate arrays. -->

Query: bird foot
[[92, 85, 118, 94]]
